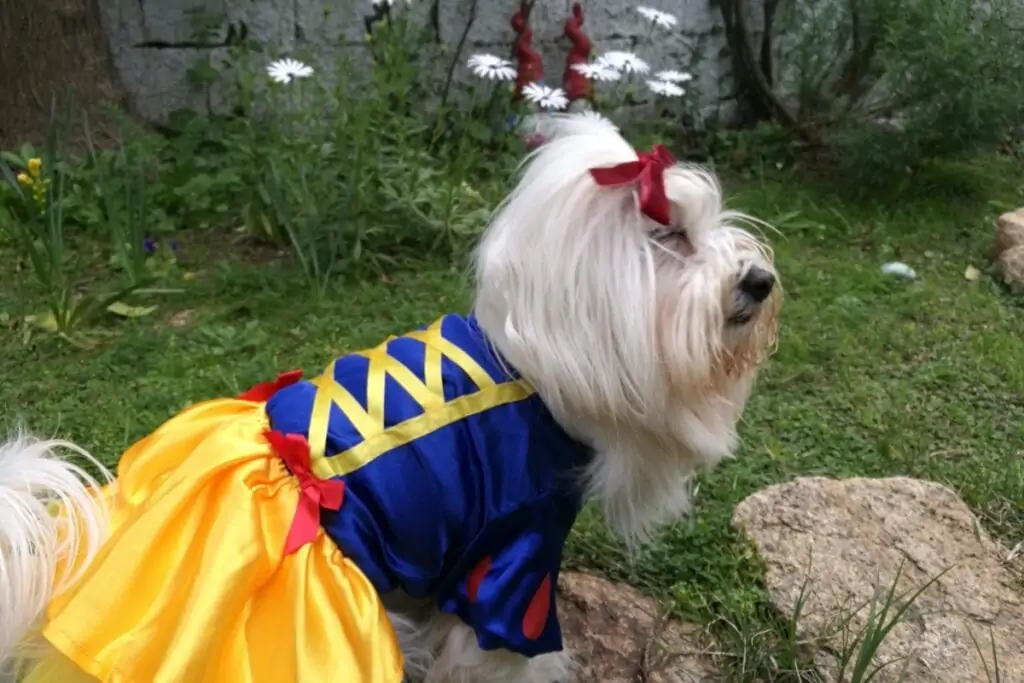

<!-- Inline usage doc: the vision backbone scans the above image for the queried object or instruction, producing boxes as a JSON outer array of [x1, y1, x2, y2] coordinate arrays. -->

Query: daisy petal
[[637, 6, 678, 29], [646, 79, 685, 97], [654, 69, 693, 83]]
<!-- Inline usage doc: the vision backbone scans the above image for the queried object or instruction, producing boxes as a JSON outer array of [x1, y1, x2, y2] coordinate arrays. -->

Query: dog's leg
[[389, 609, 574, 683]]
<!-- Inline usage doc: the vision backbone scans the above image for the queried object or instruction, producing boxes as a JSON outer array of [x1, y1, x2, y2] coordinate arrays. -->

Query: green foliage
[[829, 0, 1024, 180], [0, 99, 150, 342], [1, 6, 519, 319], [83, 124, 167, 288], [742, 0, 1024, 182], [156, 8, 516, 292]]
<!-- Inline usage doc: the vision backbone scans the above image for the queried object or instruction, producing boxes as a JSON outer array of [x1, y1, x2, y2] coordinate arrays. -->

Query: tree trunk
[[0, 0, 128, 149]]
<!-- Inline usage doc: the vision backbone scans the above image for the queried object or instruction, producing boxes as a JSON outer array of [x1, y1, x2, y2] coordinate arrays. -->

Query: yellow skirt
[[24, 398, 405, 683]]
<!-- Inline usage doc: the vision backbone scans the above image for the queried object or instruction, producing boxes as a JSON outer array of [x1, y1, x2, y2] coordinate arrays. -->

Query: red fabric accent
[[467, 555, 493, 603], [589, 144, 678, 226], [562, 3, 593, 102], [238, 369, 303, 402], [522, 573, 552, 641], [264, 430, 346, 555]]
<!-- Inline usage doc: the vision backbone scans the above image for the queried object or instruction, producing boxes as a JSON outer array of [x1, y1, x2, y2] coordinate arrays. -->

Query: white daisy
[[570, 62, 622, 82], [577, 109, 619, 131], [637, 6, 678, 29], [594, 51, 651, 75], [267, 58, 314, 84], [654, 69, 693, 83], [467, 53, 517, 81], [646, 79, 685, 97], [521, 83, 569, 111]]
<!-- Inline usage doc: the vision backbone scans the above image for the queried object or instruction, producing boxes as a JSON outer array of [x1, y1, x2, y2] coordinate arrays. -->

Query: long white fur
[[473, 112, 777, 546], [0, 432, 111, 673], [405, 113, 778, 681], [0, 113, 777, 683]]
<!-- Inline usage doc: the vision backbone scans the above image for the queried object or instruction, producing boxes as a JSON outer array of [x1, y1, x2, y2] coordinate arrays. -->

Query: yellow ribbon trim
[[311, 380, 533, 480], [404, 323, 496, 391], [305, 317, 532, 479]]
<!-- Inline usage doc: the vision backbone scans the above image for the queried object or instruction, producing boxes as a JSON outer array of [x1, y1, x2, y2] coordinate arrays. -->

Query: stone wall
[[98, 0, 747, 123]]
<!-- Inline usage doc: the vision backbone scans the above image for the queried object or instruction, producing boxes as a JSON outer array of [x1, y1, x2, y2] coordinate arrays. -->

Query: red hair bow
[[589, 144, 677, 226]]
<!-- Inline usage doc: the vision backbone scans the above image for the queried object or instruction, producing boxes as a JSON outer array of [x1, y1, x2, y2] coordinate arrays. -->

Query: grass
[[2, 156, 1023, 681]]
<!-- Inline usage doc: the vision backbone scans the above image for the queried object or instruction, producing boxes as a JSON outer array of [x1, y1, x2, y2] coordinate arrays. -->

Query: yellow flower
[[27, 158, 41, 177], [16, 173, 32, 187]]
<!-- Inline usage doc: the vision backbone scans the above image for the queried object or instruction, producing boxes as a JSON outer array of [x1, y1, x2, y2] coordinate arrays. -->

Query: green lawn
[[2, 161, 1022, 680]]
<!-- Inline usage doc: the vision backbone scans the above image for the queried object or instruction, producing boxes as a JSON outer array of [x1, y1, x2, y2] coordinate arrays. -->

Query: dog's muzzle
[[729, 266, 775, 324]]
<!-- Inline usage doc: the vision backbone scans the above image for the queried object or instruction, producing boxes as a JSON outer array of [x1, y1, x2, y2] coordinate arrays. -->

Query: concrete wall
[[98, 0, 748, 123]]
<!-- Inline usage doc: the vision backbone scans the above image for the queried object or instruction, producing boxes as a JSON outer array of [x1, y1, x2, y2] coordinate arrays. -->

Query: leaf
[[19, 142, 35, 163], [0, 151, 24, 169], [69, 281, 147, 329], [106, 302, 158, 318], [964, 265, 981, 281], [24, 311, 59, 332]]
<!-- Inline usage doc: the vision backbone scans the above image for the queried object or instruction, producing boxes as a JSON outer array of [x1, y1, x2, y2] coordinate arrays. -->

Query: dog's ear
[[663, 166, 723, 241]]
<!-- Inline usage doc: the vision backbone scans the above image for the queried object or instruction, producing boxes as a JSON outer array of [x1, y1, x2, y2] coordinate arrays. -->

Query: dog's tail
[[0, 432, 111, 670]]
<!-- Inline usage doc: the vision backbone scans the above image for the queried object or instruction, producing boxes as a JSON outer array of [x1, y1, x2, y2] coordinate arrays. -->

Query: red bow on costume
[[264, 430, 346, 555], [238, 370, 304, 402], [589, 144, 677, 226]]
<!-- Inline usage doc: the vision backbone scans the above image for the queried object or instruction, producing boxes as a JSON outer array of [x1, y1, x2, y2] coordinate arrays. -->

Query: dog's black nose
[[738, 266, 775, 303]]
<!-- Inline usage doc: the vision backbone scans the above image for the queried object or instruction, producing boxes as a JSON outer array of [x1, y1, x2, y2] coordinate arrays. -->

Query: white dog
[[0, 113, 778, 683]]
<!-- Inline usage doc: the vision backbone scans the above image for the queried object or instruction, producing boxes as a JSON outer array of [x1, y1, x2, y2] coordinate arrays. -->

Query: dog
[[0, 113, 778, 683]]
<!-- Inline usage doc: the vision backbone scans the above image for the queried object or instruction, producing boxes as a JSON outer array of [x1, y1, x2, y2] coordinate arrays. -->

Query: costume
[[25, 314, 592, 683]]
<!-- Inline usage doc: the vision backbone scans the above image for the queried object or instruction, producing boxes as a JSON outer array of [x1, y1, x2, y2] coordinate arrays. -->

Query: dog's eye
[[651, 228, 695, 258]]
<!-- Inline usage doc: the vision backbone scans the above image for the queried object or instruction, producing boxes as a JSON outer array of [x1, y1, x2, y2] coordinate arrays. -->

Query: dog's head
[[472, 114, 779, 540]]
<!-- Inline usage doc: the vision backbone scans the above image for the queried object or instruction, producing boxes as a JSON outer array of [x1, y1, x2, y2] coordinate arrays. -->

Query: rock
[[558, 572, 719, 683], [991, 209, 1024, 261], [996, 245, 1024, 295], [880, 261, 916, 279], [733, 477, 1024, 683]]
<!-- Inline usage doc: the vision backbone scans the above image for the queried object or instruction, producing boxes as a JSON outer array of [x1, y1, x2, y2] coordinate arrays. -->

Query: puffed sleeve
[[434, 497, 571, 658]]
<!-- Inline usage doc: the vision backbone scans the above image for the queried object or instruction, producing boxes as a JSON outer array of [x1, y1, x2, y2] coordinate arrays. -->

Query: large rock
[[991, 208, 1024, 261], [733, 477, 1024, 682], [558, 572, 719, 682], [992, 209, 1024, 294], [997, 245, 1024, 295]]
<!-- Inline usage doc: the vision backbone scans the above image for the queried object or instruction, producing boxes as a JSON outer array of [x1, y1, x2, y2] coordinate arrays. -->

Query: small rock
[[558, 572, 719, 682], [167, 309, 196, 328], [733, 477, 1024, 682], [963, 265, 981, 281], [881, 262, 916, 279]]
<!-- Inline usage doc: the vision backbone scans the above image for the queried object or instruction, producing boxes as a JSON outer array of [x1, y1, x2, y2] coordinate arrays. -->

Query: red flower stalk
[[562, 3, 593, 102], [511, 0, 544, 100]]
